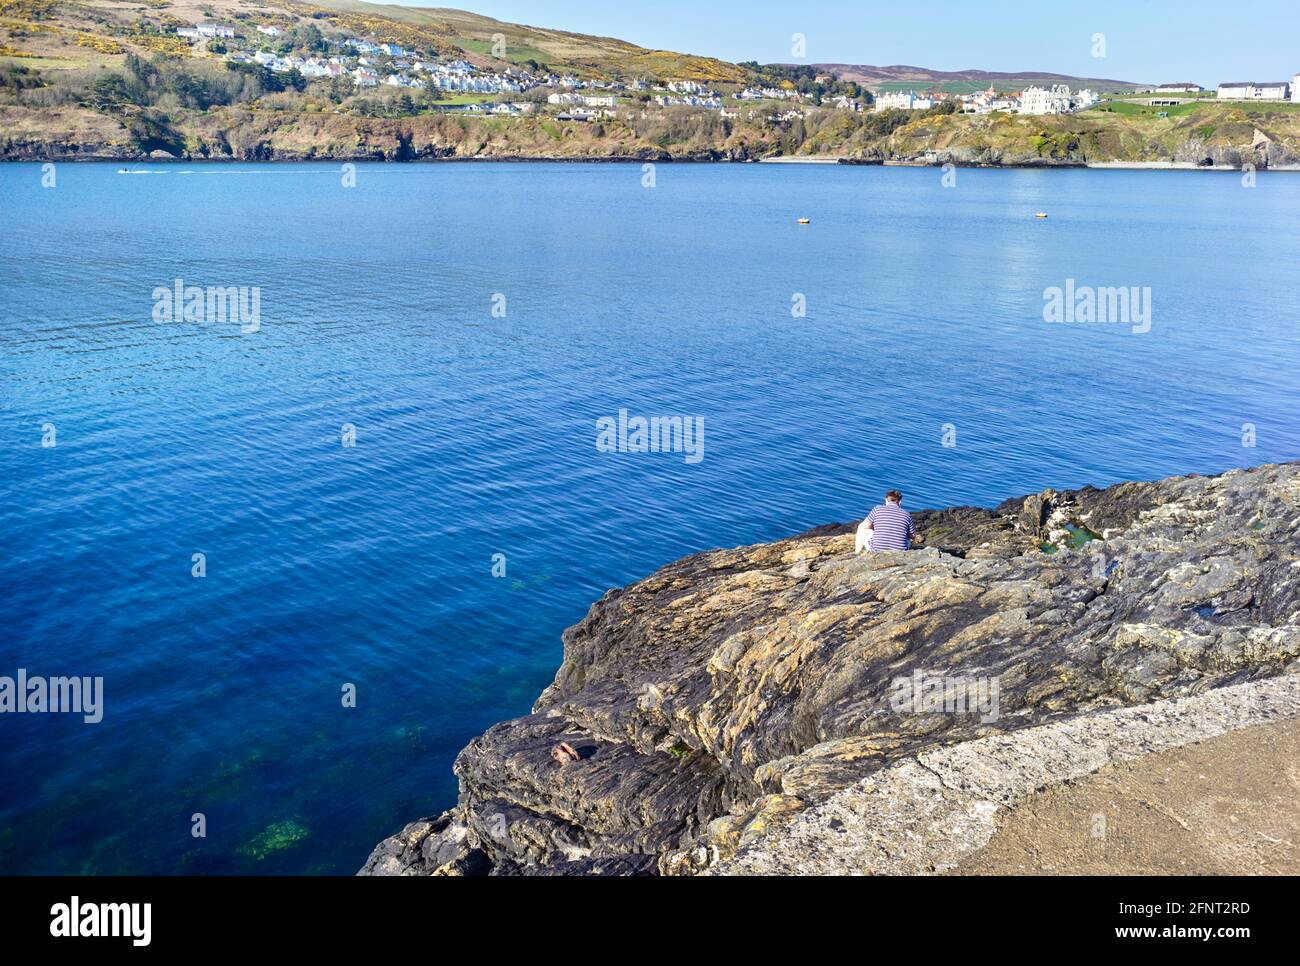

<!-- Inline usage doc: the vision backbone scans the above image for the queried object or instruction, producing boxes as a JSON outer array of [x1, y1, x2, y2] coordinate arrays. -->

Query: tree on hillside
[[287, 23, 326, 54]]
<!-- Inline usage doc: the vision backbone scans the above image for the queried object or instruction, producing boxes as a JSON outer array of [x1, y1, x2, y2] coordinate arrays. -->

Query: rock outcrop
[[359, 463, 1300, 876], [6, 103, 1298, 168]]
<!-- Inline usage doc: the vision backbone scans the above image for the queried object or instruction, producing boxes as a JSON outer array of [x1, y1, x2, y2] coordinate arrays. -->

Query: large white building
[[178, 23, 236, 40], [1294, 73, 1300, 103], [874, 90, 933, 111], [548, 92, 614, 107], [1019, 84, 1072, 115], [1217, 81, 1290, 100], [196, 23, 235, 39]]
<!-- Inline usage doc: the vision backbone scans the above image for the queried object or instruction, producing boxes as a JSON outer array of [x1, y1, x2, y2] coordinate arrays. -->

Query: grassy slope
[[292, 0, 747, 80], [0, 0, 748, 78], [791, 102, 1300, 164], [870, 78, 1135, 96], [822, 65, 1143, 95]]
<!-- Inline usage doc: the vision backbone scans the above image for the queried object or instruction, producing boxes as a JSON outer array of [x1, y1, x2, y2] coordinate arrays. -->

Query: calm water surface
[[1, 162, 1297, 873]]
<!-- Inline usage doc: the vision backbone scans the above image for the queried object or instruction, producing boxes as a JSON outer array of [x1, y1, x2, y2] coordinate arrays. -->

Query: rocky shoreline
[[360, 463, 1300, 876], [4, 104, 1297, 168], [4, 147, 1292, 169]]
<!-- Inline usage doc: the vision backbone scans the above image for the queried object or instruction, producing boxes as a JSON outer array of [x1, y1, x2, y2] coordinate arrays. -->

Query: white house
[[353, 67, 379, 87], [255, 24, 281, 37], [737, 86, 798, 101], [1154, 83, 1202, 93], [1294, 73, 1300, 103], [1019, 85, 1072, 115], [875, 90, 933, 111], [655, 94, 722, 109], [384, 74, 424, 89], [550, 92, 616, 107], [1217, 81, 1290, 100], [195, 23, 235, 39]]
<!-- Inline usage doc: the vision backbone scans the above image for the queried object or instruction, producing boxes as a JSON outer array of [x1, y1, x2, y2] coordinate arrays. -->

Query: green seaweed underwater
[[239, 820, 310, 861]]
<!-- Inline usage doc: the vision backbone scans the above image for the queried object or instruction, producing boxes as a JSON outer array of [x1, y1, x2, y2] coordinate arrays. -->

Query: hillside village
[[1, 0, 1298, 164], [167, 16, 854, 121], [167, 16, 1300, 125]]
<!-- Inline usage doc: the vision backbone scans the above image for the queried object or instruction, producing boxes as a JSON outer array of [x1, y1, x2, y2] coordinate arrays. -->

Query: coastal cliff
[[360, 463, 1300, 876], [3, 101, 1298, 167]]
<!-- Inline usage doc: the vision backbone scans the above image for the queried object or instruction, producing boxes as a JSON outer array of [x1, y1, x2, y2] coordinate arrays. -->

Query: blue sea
[[1, 161, 1297, 874]]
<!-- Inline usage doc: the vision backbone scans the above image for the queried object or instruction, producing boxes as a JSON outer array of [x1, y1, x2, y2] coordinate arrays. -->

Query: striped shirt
[[866, 502, 916, 550]]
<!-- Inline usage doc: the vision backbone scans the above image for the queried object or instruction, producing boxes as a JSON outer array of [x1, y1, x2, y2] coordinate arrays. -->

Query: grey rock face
[[359, 463, 1300, 875]]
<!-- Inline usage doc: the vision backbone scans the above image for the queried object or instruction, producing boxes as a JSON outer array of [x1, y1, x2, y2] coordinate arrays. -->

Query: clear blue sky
[[390, 0, 1299, 86]]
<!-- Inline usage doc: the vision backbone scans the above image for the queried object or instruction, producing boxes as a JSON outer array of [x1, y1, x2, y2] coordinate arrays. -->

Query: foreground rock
[[360, 463, 1300, 876], [712, 672, 1300, 874]]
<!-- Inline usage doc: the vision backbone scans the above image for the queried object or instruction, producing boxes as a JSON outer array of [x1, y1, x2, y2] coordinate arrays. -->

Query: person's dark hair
[[885, 490, 903, 503]]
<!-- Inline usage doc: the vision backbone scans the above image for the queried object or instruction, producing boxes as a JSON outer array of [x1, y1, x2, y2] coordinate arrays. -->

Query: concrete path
[[955, 717, 1300, 875]]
